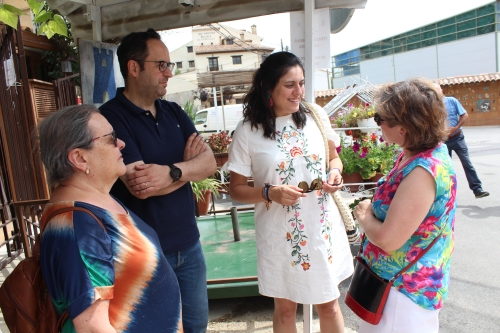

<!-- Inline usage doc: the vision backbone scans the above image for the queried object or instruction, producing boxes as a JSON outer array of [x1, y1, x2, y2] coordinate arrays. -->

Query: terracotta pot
[[214, 152, 229, 168], [341, 172, 363, 192], [195, 190, 212, 216]]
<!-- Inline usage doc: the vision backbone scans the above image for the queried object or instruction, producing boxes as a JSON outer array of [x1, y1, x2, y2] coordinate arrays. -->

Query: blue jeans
[[164, 240, 208, 333], [445, 132, 482, 192]]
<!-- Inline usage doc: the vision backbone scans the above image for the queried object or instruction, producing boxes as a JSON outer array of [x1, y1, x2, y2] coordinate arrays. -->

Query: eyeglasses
[[298, 178, 323, 193], [90, 131, 117, 147], [134, 60, 175, 72], [374, 112, 386, 126]]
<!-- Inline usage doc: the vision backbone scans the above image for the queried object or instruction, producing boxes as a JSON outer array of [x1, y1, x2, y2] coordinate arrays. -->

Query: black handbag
[[345, 233, 442, 325]]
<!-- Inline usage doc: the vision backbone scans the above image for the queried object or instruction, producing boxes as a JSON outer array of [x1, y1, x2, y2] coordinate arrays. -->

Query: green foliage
[[174, 68, 181, 75], [0, 0, 68, 38], [338, 132, 399, 179], [182, 100, 197, 123], [191, 176, 222, 202]]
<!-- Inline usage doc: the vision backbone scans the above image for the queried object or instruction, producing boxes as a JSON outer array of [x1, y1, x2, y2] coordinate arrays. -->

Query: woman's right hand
[[268, 185, 307, 206]]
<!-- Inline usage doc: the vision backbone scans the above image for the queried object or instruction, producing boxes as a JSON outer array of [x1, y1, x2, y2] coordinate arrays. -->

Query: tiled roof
[[194, 43, 274, 54], [315, 88, 344, 98], [436, 73, 500, 86]]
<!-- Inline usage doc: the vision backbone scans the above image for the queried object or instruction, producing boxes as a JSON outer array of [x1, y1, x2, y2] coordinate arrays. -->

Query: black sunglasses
[[134, 60, 175, 72], [90, 130, 117, 147], [298, 178, 323, 193], [374, 112, 385, 126]]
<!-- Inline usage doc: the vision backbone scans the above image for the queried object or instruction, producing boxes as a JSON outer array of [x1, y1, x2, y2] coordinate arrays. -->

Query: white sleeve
[[312, 103, 340, 147], [227, 120, 253, 177]]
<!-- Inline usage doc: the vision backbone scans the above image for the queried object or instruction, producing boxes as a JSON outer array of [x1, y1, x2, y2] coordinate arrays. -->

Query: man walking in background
[[435, 83, 489, 198]]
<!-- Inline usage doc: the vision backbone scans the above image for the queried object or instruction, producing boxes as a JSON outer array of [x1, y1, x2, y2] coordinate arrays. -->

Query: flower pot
[[214, 152, 229, 168], [357, 117, 377, 133], [195, 190, 212, 216], [341, 172, 364, 192]]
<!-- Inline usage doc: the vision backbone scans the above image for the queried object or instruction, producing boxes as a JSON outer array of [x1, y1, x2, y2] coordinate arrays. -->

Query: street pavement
[[207, 125, 500, 332]]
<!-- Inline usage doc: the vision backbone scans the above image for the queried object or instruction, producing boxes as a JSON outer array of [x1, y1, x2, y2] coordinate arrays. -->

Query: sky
[[162, 0, 493, 56]]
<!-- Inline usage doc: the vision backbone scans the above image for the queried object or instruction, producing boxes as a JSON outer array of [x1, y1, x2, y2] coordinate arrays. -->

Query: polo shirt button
[[146, 112, 150, 116], [156, 122, 159, 125]]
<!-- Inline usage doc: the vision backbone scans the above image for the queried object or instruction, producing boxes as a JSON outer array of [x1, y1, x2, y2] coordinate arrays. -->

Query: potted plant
[[191, 176, 222, 216], [207, 131, 232, 167], [332, 103, 377, 134], [337, 132, 399, 183]]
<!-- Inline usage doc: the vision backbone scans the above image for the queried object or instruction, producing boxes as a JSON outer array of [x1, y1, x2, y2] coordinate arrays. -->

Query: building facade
[[331, 2, 499, 87]]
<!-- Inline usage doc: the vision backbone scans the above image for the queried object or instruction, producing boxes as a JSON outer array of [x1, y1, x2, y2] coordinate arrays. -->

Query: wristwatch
[[168, 164, 182, 182]]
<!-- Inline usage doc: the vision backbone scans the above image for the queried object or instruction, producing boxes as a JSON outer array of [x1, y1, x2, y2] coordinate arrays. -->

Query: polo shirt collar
[[114, 87, 163, 117]]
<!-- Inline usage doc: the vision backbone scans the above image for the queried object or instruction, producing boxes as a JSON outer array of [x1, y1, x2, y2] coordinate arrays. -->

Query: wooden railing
[[13, 199, 48, 258]]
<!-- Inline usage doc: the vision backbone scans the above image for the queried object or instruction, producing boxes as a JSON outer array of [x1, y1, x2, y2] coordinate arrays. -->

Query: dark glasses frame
[[298, 178, 323, 193], [374, 112, 385, 126], [134, 60, 175, 72], [90, 130, 117, 147]]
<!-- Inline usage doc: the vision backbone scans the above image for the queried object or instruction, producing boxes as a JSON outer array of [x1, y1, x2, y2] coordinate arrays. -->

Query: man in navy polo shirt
[[434, 84, 489, 199], [100, 29, 216, 332]]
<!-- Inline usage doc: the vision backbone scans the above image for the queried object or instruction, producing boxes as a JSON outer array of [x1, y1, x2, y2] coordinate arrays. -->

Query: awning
[[45, 0, 367, 41]]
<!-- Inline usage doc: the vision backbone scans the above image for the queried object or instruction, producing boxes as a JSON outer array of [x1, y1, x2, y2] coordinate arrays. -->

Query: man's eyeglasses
[[298, 178, 323, 193], [134, 60, 175, 72], [374, 112, 385, 126], [90, 131, 117, 147]]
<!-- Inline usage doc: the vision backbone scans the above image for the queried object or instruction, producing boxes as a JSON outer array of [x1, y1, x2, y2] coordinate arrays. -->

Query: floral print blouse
[[361, 143, 456, 310]]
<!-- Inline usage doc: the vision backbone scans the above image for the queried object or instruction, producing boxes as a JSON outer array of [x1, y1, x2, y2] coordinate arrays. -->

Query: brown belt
[[449, 129, 462, 139]]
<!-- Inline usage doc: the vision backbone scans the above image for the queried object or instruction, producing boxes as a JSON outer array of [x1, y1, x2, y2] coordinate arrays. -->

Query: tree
[[0, 0, 68, 38]]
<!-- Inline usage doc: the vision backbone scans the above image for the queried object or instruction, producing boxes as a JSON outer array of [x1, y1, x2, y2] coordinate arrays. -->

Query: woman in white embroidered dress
[[228, 52, 353, 332]]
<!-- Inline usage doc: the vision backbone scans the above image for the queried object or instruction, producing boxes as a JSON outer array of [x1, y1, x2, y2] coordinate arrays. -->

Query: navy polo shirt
[[100, 88, 199, 254]]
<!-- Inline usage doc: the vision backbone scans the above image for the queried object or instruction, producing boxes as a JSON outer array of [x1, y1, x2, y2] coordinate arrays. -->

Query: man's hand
[[184, 133, 207, 161], [127, 164, 172, 195]]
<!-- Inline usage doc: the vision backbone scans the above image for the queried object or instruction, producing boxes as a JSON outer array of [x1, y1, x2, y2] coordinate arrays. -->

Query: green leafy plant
[[1, 0, 68, 38], [207, 131, 231, 154], [191, 176, 222, 202], [337, 132, 399, 179], [183, 100, 197, 123]]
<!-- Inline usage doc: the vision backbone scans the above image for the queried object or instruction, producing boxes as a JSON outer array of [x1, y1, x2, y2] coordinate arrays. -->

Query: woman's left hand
[[354, 199, 373, 224], [322, 169, 343, 193]]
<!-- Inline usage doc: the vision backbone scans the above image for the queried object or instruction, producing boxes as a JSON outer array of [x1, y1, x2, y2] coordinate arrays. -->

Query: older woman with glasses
[[353, 78, 457, 333], [38, 105, 182, 333], [227, 52, 353, 332]]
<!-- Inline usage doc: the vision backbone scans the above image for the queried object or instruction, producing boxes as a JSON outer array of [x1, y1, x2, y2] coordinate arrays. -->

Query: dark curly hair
[[117, 28, 161, 81], [374, 78, 448, 153], [243, 52, 308, 139]]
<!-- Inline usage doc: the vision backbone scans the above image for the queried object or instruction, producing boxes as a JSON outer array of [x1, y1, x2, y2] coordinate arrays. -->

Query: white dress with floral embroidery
[[227, 103, 354, 304]]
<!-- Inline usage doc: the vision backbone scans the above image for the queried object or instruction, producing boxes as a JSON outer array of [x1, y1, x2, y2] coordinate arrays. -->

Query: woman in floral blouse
[[228, 52, 353, 332], [354, 78, 457, 333]]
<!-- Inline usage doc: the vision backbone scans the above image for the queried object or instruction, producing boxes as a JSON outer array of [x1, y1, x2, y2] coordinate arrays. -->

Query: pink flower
[[336, 145, 342, 153], [299, 224, 304, 230], [364, 242, 390, 261], [290, 147, 303, 157], [294, 211, 300, 217], [424, 290, 437, 300], [291, 222, 296, 227], [352, 142, 360, 152]]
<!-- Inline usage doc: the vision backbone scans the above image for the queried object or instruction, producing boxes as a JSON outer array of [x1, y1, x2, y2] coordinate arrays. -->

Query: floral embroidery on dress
[[276, 125, 332, 270]]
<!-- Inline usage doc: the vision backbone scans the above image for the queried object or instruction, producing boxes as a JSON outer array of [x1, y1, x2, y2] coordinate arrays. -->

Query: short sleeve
[[41, 211, 114, 319], [452, 98, 466, 116], [227, 120, 253, 177], [311, 103, 340, 147]]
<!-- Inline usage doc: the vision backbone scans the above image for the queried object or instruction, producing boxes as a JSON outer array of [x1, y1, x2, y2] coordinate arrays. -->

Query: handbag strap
[[303, 102, 331, 168], [39, 206, 105, 331]]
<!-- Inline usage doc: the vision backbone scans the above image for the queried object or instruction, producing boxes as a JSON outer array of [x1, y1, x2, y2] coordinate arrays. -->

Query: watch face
[[170, 165, 182, 181]]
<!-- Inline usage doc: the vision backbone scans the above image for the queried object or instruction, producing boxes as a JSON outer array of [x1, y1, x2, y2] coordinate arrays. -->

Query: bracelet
[[331, 167, 341, 175], [262, 183, 273, 210]]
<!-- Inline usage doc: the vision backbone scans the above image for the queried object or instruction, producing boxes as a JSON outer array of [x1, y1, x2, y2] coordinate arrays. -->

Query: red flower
[[290, 147, 303, 157], [301, 262, 311, 271], [364, 241, 390, 261], [300, 241, 307, 246], [424, 290, 437, 300]]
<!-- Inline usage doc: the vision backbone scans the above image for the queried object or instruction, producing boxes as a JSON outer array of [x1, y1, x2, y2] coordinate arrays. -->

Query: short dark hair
[[243, 52, 308, 140], [37, 105, 98, 188], [117, 28, 161, 81], [374, 78, 448, 153]]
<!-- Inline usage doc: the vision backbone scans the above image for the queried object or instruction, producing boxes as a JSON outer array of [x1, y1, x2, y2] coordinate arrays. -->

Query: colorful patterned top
[[40, 201, 183, 333], [361, 143, 456, 310]]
